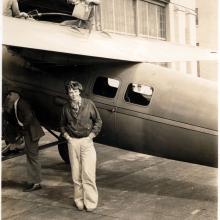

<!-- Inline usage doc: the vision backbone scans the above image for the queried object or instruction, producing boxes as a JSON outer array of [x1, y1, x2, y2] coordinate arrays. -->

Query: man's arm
[[11, 0, 20, 17], [12, 0, 28, 18], [18, 100, 34, 129]]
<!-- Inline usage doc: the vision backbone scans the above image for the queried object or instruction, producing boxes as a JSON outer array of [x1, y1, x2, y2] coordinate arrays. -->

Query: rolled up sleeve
[[12, 0, 21, 17]]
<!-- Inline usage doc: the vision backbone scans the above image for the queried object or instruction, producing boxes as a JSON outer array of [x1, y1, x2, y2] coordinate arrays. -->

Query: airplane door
[[115, 81, 154, 152], [89, 76, 120, 147]]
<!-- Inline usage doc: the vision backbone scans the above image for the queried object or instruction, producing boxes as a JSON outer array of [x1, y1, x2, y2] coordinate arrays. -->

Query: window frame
[[101, 0, 167, 40], [123, 82, 154, 107], [92, 75, 121, 100]]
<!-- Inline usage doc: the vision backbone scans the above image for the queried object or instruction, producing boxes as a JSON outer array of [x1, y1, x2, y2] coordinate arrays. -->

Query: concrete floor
[[2, 131, 217, 220]]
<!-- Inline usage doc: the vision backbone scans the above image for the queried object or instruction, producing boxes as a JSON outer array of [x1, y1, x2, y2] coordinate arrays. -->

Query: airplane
[[2, 3, 218, 168]]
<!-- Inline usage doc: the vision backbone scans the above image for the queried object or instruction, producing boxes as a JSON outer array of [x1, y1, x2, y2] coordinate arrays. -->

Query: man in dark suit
[[5, 90, 45, 192]]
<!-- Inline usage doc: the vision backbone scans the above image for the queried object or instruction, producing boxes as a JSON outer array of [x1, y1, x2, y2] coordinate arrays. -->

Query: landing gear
[[45, 129, 70, 164], [2, 127, 71, 163]]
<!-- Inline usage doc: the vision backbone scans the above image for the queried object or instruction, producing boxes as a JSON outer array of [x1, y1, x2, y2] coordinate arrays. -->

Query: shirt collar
[[71, 97, 81, 106]]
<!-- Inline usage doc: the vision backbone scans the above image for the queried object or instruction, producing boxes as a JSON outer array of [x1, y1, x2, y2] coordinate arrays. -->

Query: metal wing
[[2, 16, 217, 63]]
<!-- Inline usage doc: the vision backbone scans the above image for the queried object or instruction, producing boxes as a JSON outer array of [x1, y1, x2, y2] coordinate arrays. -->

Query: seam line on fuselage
[[4, 78, 217, 136]]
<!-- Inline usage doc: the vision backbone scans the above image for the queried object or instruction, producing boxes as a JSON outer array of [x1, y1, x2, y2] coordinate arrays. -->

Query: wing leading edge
[[3, 16, 217, 63]]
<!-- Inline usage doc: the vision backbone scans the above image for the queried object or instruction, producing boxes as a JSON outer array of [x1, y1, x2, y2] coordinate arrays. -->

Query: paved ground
[[2, 131, 217, 220]]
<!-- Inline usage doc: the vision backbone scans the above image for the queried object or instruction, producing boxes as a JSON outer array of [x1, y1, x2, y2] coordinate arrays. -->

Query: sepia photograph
[[2, 0, 218, 219]]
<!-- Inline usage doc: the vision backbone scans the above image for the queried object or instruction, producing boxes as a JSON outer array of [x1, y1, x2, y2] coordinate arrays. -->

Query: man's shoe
[[23, 183, 42, 192], [2, 144, 11, 154], [2, 149, 12, 156], [2, 149, 20, 156]]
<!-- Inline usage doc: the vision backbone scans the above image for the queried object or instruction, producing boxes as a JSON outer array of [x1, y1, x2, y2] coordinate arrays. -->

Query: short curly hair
[[65, 81, 83, 94]]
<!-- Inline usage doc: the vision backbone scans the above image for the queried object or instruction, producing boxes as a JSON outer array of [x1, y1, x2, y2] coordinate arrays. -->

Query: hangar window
[[124, 83, 153, 106], [93, 77, 120, 98], [101, 0, 167, 39]]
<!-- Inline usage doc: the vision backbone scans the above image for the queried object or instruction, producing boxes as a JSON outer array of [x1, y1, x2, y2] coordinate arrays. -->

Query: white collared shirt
[[14, 98, 24, 127]]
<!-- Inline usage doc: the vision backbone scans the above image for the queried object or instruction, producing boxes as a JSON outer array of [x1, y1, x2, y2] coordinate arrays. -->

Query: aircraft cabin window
[[93, 77, 119, 98], [124, 83, 153, 106]]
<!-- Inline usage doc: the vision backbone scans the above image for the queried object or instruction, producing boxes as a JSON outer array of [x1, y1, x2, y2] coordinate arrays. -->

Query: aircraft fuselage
[[2, 46, 218, 167]]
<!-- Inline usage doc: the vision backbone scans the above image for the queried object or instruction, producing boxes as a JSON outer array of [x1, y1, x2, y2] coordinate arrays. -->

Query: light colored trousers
[[68, 136, 98, 210]]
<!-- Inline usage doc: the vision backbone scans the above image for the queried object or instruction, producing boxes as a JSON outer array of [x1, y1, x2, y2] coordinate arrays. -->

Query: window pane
[[125, 0, 136, 34], [138, 0, 166, 39], [138, 0, 149, 35], [148, 3, 157, 37], [101, 0, 135, 34], [101, 0, 114, 30], [93, 77, 119, 98], [101, 0, 166, 38], [114, 0, 126, 32], [158, 6, 166, 38], [124, 83, 153, 106]]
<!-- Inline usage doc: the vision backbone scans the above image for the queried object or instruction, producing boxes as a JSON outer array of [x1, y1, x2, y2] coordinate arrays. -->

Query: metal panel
[[116, 110, 217, 167]]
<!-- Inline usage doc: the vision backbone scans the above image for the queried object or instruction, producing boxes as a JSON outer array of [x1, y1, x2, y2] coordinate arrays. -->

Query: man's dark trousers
[[24, 131, 41, 184]]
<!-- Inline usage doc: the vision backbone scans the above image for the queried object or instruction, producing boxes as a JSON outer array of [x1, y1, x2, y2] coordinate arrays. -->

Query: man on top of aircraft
[[3, 0, 28, 18], [5, 90, 45, 192], [62, 0, 100, 29], [60, 80, 102, 212]]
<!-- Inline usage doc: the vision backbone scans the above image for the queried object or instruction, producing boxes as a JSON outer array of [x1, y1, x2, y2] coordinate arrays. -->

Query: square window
[[124, 83, 153, 106], [93, 76, 120, 98]]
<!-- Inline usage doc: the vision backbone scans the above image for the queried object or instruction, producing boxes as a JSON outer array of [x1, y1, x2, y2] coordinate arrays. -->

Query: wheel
[[58, 141, 70, 164]]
